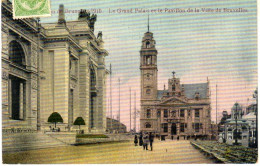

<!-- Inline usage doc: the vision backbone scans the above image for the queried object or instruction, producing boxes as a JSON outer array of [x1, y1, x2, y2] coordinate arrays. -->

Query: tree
[[48, 112, 63, 128], [73, 117, 86, 129]]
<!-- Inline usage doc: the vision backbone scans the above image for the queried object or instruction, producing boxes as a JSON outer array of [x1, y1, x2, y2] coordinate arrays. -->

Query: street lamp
[[253, 88, 258, 148], [234, 103, 239, 145]]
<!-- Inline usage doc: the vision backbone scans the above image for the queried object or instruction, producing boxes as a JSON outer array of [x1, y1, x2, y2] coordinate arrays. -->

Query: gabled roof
[[183, 83, 208, 99]]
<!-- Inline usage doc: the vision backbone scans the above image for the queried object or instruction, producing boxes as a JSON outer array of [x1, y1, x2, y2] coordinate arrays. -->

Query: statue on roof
[[97, 31, 102, 40], [78, 10, 97, 31]]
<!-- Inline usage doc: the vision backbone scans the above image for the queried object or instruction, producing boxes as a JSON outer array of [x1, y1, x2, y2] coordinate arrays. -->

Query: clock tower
[[140, 27, 158, 100]]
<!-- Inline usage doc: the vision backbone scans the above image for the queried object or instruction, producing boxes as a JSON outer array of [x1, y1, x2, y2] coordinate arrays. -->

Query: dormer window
[[172, 85, 175, 91], [195, 92, 200, 100]]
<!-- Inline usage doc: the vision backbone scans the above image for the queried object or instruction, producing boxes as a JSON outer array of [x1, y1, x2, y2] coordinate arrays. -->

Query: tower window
[[146, 41, 150, 48], [146, 109, 151, 118], [147, 56, 151, 65]]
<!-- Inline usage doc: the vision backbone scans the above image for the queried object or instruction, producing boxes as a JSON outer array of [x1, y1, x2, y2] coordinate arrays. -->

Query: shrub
[[48, 112, 63, 128], [73, 117, 86, 129]]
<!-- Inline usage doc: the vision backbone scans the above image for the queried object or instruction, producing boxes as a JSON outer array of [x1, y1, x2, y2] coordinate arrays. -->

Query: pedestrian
[[177, 136, 179, 141], [139, 133, 143, 146], [134, 135, 138, 146], [184, 135, 186, 140], [143, 133, 149, 150], [149, 133, 154, 151], [171, 135, 173, 140]]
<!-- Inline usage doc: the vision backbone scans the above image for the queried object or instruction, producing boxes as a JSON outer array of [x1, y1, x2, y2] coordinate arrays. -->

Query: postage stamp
[[12, 0, 51, 19]]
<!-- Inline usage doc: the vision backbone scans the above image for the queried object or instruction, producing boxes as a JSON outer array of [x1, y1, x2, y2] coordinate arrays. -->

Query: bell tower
[[140, 19, 158, 100]]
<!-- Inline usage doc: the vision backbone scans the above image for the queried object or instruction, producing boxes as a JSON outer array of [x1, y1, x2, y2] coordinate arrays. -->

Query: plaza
[[3, 140, 214, 164]]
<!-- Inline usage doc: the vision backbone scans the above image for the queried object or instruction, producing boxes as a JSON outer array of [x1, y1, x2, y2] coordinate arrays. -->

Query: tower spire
[[147, 13, 150, 32]]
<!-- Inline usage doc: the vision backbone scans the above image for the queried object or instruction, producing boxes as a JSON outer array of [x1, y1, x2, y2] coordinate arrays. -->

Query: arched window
[[146, 109, 151, 118], [9, 41, 26, 67], [146, 41, 150, 48], [145, 123, 151, 128], [147, 56, 151, 65]]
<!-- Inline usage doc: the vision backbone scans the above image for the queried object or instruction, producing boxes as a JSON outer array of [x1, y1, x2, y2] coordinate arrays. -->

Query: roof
[[183, 83, 208, 99], [242, 112, 256, 120], [157, 90, 167, 100], [157, 82, 208, 100]]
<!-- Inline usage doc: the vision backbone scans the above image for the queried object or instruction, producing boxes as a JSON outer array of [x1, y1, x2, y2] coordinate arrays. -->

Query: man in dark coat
[[134, 135, 138, 146], [149, 133, 154, 151], [139, 133, 143, 146]]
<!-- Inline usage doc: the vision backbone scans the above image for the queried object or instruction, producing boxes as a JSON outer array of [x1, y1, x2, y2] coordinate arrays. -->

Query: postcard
[[1, 0, 258, 164]]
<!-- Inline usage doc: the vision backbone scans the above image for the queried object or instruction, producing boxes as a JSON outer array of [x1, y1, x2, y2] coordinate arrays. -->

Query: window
[[146, 109, 151, 118], [195, 109, 200, 118], [180, 123, 185, 132], [164, 109, 168, 118], [172, 85, 175, 91], [163, 123, 168, 132], [180, 109, 185, 117], [146, 41, 150, 48], [146, 89, 151, 95], [145, 123, 151, 128], [157, 110, 161, 118], [194, 123, 200, 132], [147, 56, 151, 65], [9, 41, 26, 67], [171, 110, 176, 117], [188, 110, 191, 117]]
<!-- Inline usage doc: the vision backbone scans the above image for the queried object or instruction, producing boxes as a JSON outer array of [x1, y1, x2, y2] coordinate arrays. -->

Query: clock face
[[145, 73, 152, 80]]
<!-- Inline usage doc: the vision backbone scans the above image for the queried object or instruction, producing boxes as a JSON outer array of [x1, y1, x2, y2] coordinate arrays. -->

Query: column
[[8, 79, 12, 118], [19, 82, 24, 119]]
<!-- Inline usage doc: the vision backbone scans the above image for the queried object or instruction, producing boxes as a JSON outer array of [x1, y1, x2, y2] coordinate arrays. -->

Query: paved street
[[3, 140, 214, 164]]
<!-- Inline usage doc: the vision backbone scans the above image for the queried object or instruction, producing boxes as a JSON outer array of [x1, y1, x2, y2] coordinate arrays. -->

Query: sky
[[41, 0, 257, 131]]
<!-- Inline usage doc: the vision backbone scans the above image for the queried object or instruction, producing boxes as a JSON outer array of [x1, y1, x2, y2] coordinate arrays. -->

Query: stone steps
[[2, 132, 66, 153]]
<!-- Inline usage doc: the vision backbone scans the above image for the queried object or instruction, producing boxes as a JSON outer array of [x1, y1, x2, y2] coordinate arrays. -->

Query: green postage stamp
[[12, 0, 51, 19]]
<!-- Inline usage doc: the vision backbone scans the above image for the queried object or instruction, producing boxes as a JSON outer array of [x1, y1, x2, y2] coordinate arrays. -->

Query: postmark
[[13, 0, 51, 19]]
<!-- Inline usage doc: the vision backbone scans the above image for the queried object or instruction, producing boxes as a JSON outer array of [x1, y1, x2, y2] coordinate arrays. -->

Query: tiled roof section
[[183, 83, 208, 99], [157, 90, 167, 100]]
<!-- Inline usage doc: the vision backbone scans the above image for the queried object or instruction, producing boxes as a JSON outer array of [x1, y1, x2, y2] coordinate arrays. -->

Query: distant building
[[106, 118, 127, 133], [218, 103, 256, 147], [139, 27, 212, 140]]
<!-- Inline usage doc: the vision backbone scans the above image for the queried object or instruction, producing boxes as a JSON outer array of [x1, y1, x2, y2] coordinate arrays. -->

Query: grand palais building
[[1, 1, 108, 133], [139, 28, 213, 139]]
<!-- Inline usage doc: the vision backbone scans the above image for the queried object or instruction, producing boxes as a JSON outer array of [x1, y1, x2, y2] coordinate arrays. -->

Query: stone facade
[[139, 29, 212, 139], [2, 2, 108, 133]]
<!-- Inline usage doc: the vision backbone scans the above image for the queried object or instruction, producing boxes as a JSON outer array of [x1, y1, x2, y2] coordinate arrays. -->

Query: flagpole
[[134, 91, 136, 133], [118, 78, 121, 132], [130, 87, 131, 132], [110, 64, 112, 131], [216, 84, 218, 124]]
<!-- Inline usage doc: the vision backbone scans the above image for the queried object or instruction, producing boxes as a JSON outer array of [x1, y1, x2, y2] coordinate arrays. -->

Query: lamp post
[[253, 88, 258, 148], [234, 103, 239, 145]]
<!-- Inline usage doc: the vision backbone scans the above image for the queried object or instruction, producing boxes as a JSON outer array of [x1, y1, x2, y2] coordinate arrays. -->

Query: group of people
[[134, 132, 154, 151]]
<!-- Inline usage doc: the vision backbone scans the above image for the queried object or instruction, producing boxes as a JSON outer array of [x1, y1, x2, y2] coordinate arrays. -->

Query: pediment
[[159, 96, 188, 105]]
